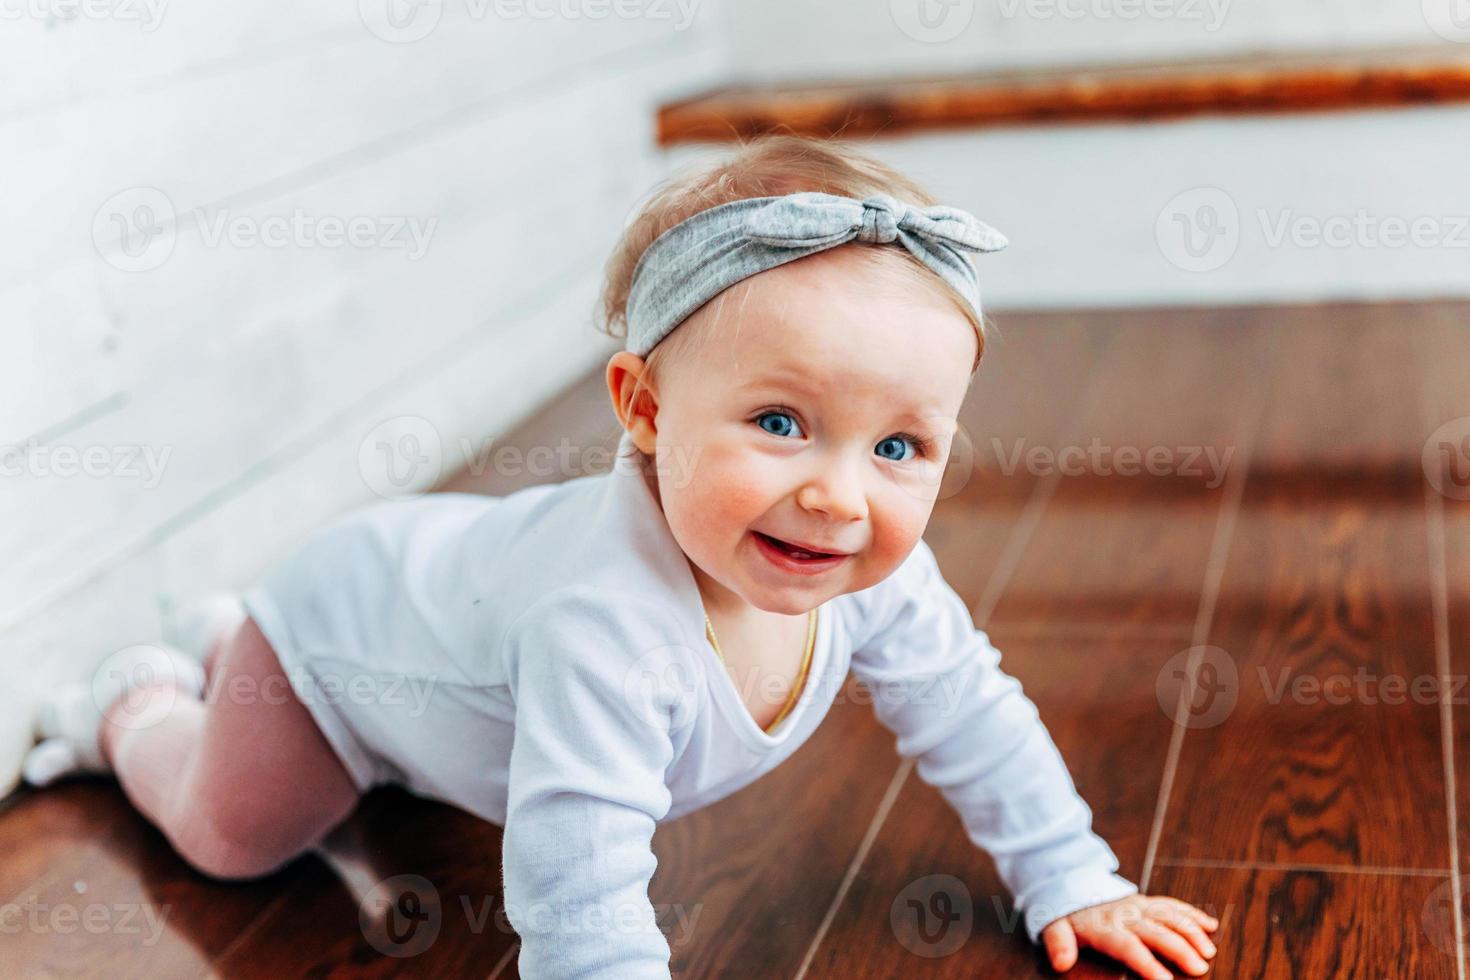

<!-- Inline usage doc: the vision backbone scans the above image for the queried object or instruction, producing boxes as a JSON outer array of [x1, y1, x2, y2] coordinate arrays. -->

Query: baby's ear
[[605, 351, 659, 454]]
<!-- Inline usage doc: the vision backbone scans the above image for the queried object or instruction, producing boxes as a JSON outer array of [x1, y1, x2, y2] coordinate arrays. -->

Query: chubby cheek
[[695, 463, 770, 536], [859, 497, 931, 586], [661, 452, 771, 558]]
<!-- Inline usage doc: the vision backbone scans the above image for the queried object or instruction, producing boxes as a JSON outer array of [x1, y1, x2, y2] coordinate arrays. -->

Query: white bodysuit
[[241, 430, 1137, 977]]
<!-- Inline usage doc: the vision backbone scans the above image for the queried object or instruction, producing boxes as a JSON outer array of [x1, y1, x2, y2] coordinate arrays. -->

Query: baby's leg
[[100, 617, 361, 881]]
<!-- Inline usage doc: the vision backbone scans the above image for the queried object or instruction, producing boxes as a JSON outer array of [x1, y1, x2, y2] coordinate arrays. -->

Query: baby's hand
[[1040, 893, 1219, 979]]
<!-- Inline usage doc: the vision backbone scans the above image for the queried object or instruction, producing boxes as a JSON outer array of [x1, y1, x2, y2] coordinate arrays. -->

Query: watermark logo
[[1423, 0, 1470, 43], [359, 416, 444, 500], [359, 0, 443, 42], [892, 416, 977, 503], [193, 208, 436, 259], [0, 440, 171, 487], [1, 0, 168, 32], [622, 644, 707, 734], [1156, 187, 1239, 273], [91, 644, 194, 732], [92, 187, 438, 272], [997, 0, 1230, 31], [93, 187, 176, 273], [1155, 645, 1238, 729], [890, 874, 973, 957], [1158, 187, 1470, 273], [1423, 416, 1470, 501], [1257, 208, 1470, 251], [1422, 878, 1465, 955], [889, 0, 975, 43], [359, 0, 699, 42], [360, 874, 443, 957], [0, 887, 170, 943], [983, 437, 1234, 489]]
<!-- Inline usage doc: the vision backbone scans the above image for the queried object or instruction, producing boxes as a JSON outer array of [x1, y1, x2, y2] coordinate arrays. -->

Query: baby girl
[[23, 135, 1218, 978]]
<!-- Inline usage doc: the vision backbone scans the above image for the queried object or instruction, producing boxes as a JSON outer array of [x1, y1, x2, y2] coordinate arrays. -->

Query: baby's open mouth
[[753, 531, 842, 561]]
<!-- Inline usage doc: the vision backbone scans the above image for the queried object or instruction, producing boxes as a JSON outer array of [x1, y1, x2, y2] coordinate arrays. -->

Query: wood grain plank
[[985, 307, 1270, 641], [1146, 863, 1459, 978], [1158, 305, 1448, 873], [1416, 304, 1470, 883], [801, 630, 1199, 978], [0, 781, 303, 977], [211, 787, 520, 976]]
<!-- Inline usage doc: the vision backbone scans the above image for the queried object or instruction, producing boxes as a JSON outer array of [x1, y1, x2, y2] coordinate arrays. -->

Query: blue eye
[[756, 411, 803, 439], [875, 436, 916, 462], [877, 432, 933, 462]]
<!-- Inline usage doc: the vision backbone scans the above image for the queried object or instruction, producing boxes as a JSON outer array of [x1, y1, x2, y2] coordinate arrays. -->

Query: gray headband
[[623, 190, 1007, 358]]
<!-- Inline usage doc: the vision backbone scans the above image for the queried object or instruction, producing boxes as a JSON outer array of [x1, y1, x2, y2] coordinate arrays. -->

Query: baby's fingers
[[1159, 908, 1217, 961], [1136, 919, 1210, 976], [1158, 896, 1220, 931], [1085, 929, 1173, 980], [1042, 919, 1079, 972]]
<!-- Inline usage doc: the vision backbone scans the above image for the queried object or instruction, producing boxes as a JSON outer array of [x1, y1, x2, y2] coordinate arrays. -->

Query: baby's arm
[[499, 591, 680, 979], [849, 540, 1215, 975]]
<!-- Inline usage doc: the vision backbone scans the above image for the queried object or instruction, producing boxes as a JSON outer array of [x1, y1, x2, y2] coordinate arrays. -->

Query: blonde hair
[[595, 134, 996, 462]]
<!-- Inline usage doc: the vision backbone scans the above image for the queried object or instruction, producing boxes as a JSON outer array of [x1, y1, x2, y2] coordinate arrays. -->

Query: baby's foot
[[22, 643, 206, 788]]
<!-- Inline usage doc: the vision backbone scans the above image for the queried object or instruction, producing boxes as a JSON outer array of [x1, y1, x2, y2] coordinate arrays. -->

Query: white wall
[[2, 2, 730, 793], [718, 0, 1464, 82]]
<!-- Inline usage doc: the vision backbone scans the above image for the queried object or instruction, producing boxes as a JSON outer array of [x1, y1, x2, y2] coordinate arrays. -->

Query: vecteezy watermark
[[91, 640, 440, 733], [1422, 0, 1470, 43], [1421, 877, 1464, 956], [91, 187, 438, 272], [193, 208, 436, 260], [621, 643, 709, 734], [1156, 187, 1241, 273], [356, 416, 704, 500], [985, 437, 1235, 489], [1158, 187, 1470, 273], [93, 187, 176, 273], [1155, 645, 1239, 730], [1258, 666, 1468, 708], [0, 440, 171, 488], [891, 874, 973, 957], [361, 874, 443, 957], [358, 873, 704, 957], [1423, 416, 1470, 501], [0, 0, 168, 31], [1155, 645, 1470, 728], [0, 888, 171, 943], [889, 0, 975, 43], [1255, 208, 1470, 252], [203, 665, 440, 718], [997, 0, 1230, 31], [357, 0, 701, 43], [891, 878, 1230, 956]]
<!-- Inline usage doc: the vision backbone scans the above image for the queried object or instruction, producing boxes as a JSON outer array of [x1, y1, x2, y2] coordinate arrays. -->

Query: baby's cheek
[[699, 472, 769, 527]]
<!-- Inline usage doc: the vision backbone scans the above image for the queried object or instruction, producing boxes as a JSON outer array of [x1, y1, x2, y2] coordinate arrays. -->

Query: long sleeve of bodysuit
[[847, 538, 1138, 944], [498, 587, 682, 978]]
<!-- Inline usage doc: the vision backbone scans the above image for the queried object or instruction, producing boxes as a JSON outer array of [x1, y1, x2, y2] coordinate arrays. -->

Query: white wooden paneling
[[1, 9, 717, 290], [719, 0, 1456, 84], [2, 4, 730, 795]]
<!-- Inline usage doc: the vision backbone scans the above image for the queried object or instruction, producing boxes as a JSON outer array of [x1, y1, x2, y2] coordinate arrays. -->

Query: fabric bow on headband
[[624, 190, 1008, 358]]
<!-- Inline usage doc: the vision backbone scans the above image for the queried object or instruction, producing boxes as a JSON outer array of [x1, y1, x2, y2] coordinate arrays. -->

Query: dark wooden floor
[[5, 300, 1470, 977]]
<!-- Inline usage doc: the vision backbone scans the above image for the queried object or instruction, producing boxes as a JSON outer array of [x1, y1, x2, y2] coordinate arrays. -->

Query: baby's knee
[[169, 814, 301, 882]]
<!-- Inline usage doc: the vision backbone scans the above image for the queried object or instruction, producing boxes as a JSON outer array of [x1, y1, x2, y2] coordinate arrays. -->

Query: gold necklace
[[704, 608, 817, 734]]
